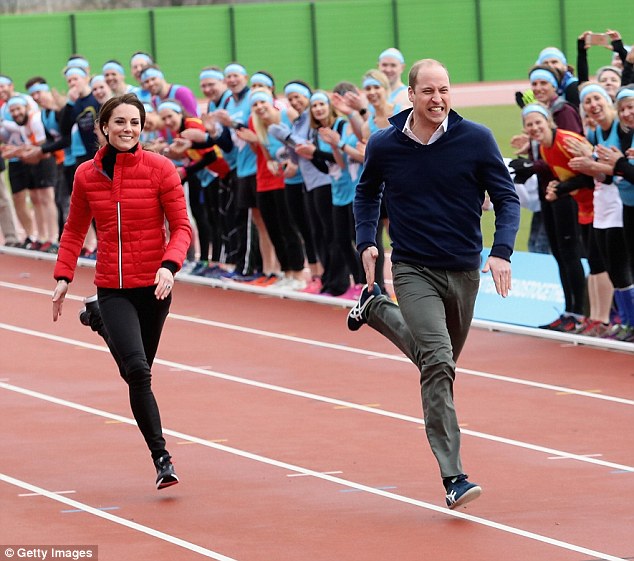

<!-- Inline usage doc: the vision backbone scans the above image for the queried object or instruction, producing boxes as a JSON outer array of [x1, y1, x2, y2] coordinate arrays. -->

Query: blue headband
[[521, 103, 551, 120], [379, 48, 404, 64], [224, 64, 247, 77], [199, 69, 224, 82], [64, 67, 88, 78], [284, 82, 311, 99], [363, 77, 384, 89], [0, 76, 12, 86], [249, 90, 273, 106], [27, 83, 50, 95], [529, 68, 558, 89], [250, 73, 274, 88], [67, 57, 90, 69], [140, 68, 164, 82], [579, 84, 612, 104], [157, 101, 182, 114], [102, 62, 125, 76], [143, 102, 155, 113], [536, 47, 566, 66], [616, 88, 634, 102], [7, 96, 28, 108], [90, 75, 106, 87], [131, 53, 153, 65], [310, 92, 330, 105]]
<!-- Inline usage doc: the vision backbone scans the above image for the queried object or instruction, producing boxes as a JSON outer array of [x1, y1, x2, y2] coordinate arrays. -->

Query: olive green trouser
[[367, 262, 480, 478]]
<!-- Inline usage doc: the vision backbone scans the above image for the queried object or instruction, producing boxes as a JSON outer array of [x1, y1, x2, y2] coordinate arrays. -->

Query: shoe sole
[[157, 475, 179, 490], [448, 485, 482, 509]]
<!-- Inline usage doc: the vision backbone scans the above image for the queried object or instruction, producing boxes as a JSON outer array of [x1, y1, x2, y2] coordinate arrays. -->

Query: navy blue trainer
[[444, 474, 481, 509]]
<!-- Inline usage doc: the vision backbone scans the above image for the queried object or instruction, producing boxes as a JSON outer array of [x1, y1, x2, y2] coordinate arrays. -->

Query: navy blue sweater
[[354, 108, 520, 270]]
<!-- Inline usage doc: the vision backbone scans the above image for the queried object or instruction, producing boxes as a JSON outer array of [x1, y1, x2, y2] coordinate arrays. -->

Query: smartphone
[[230, 120, 246, 130], [586, 33, 610, 47]]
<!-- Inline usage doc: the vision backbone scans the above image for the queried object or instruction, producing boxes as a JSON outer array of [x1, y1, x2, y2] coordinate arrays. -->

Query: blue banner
[[475, 250, 587, 327]]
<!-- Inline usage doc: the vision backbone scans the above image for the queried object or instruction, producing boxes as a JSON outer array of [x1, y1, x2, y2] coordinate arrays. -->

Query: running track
[[1, 252, 633, 561]]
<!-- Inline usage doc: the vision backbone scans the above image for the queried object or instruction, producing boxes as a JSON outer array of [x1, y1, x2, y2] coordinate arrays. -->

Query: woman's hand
[[154, 267, 174, 300], [318, 127, 340, 146], [235, 127, 258, 144], [596, 144, 624, 169], [564, 136, 594, 158], [545, 180, 560, 202], [295, 143, 316, 160], [52, 280, 69, 322]]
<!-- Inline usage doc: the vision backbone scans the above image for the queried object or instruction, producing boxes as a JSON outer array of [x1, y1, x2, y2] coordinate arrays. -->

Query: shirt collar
[[402, 111, 449, 145]]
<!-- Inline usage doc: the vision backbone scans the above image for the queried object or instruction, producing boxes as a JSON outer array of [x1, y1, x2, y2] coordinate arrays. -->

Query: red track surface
[[1, 253, 633, 561]]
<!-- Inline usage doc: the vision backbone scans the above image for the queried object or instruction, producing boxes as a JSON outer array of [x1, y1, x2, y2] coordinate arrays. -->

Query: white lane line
[[1, 281, 632, 406], [1, 473, 237, 560], [0, 382, 627, 561], [19, 490, 76, 497], [0, 323, 632, 473]]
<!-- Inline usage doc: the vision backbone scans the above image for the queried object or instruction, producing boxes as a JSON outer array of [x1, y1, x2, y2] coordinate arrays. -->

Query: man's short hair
[[408, 59, 449, 89]]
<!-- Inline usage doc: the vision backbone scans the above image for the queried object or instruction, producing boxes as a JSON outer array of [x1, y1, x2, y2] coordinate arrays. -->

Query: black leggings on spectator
[[304, 184, 349, 295], [593, 227, 633, 289], [188, 174, 222, 263], [541, 194, 586, 315], [285, 182, 318, 265], [97, 286, 171, 461], [623, 204, 634, 279], [332, 203, 363, 285], [256, 188, 305, 272]]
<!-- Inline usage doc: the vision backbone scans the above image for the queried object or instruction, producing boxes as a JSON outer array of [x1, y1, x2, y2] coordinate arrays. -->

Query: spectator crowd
[[1, 29, 633, 341]]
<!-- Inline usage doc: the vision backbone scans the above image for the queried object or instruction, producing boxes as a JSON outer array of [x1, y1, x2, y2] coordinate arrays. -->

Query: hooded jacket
[[54, 144, 192, 288]]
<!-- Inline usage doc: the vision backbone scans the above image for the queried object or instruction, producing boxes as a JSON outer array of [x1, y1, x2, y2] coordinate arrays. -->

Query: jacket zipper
[[117, 202, 123, 288]]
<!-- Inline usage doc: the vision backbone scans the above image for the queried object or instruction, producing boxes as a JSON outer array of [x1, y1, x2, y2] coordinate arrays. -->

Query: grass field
[[457, 104, 532, 252]]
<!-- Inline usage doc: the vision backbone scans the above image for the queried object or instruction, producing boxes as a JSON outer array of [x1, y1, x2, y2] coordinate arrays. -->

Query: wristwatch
[[359, 108, 368, 116]]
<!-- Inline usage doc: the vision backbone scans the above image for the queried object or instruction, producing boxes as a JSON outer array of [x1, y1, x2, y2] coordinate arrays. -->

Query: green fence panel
[[313, 0, 395, 90], [396, 0, 480, 83], [233, 2, 314, 90], [480, 0, 561, 82], [152, 5, 232, 94], [563, 0, 634, 79], [74, 9, 152, 80], [0, 13, 72, 92], [1, 0, 633, 96]]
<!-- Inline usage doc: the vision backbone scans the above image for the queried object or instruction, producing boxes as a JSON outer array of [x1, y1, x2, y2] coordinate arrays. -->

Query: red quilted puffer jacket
[[54, 144, 192, 289]]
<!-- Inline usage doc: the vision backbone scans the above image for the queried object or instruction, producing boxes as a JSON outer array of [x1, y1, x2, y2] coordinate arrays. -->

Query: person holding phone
[[577, 29, 628, 101]]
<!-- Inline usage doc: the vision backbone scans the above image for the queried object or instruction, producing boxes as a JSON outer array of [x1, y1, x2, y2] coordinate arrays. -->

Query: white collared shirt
[[403, 111, 448, 145]]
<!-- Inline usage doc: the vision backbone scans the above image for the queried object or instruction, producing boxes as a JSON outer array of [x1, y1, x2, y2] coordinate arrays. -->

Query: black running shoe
[[346, 283, 381, 331], [78, 294, 108, 338], [154, 454, 179, 490]]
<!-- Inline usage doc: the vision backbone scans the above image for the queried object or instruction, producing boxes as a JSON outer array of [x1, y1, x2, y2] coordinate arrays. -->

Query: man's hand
[[482, 256, 512, 298], [361, 246, 379, 288]]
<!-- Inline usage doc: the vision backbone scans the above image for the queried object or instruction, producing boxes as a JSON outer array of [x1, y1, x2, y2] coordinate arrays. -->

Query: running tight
[[97, 286, 171, 461]]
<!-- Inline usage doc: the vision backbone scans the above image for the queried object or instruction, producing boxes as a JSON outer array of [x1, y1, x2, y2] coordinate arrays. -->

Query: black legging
[[284, 181, 318, 265], [187, 174, 222, 263], [256, 188, 304, 272], [304, 183, 349, 295], [540, 193, 586, 315], [593, 227, 633, 289], [332, 203, 363, 285], [97, 286, 171, 461], [623, 204, 634, 279]]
